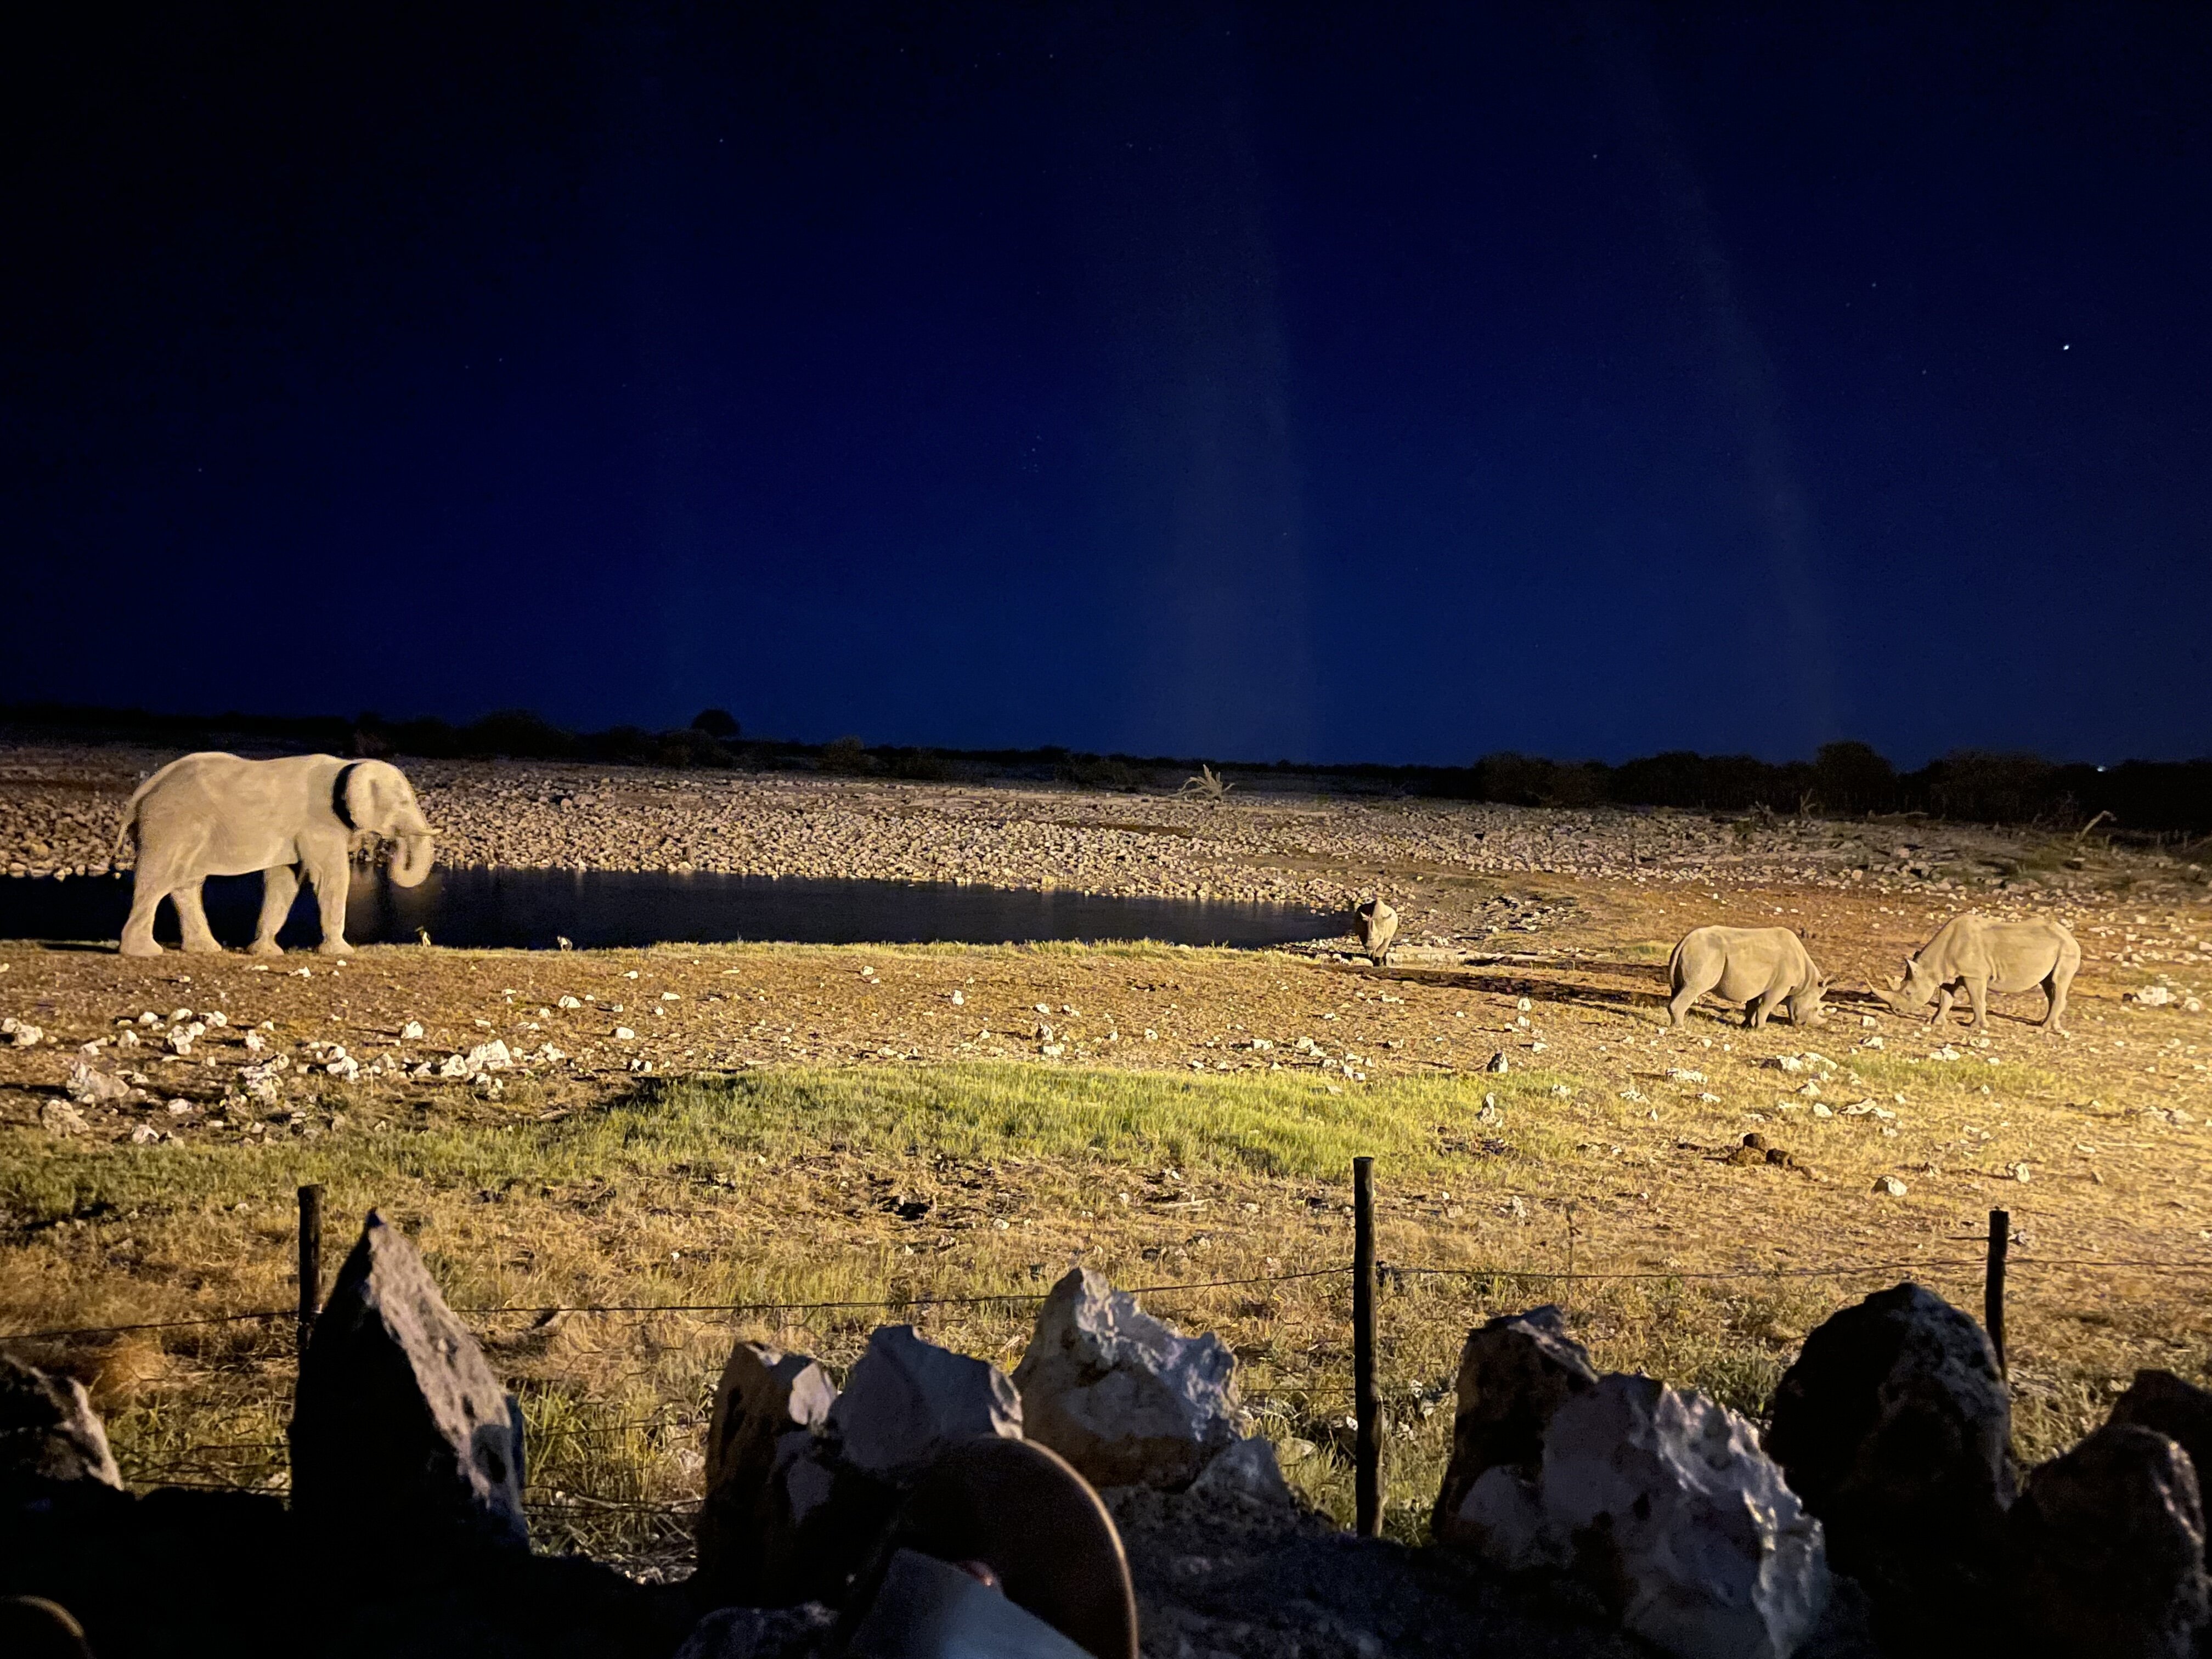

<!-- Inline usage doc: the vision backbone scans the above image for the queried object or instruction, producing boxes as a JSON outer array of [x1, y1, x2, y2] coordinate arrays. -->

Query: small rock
[[0, 1354, 125, 1496], [1872, 1175, 1908, 1197], [64, 1061, 130, 1105], [1486, 1052, 1510, 1074], [1185, 1435, 1293, 1509], [614, 1026, 636, 1041], [2134, 986, 2175, 1007], [2006, 1422, 2207, 1659], [1013, 1268, 1239, 1489], [4, 1019, 43, 1047], [40, 1101, 90, 1136], [401, 1020, 426, 1039]]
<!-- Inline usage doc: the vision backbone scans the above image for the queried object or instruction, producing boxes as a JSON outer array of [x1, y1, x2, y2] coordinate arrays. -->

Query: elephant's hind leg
[[174, 882, 223, 955], [119, 873, 167, 957], [252, 865, 300, 956]]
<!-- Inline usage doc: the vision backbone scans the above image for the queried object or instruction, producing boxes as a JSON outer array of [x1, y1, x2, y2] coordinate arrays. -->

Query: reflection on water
[[0, 867, 1336, 951]]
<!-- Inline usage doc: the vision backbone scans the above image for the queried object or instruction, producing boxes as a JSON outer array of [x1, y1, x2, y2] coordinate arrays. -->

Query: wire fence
[[10, 1181, 2212, 1550], [12, 1250, 2205, 1347]]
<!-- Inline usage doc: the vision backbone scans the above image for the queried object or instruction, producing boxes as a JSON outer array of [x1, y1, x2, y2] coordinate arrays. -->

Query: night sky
[[5, 4, 2208, 767]]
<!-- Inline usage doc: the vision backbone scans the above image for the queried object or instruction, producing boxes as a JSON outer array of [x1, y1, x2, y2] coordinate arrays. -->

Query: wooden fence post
[[1352, 1155, 1380, 1538], [297, 1183, 324, 1358], [1984, 1207, 2009, 1377]]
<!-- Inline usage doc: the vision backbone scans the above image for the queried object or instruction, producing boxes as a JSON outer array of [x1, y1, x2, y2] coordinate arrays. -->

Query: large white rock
[[828, 1324, 1022, 1482], [1457, 1374, 1828, 1659], [1013, 1268, 1240, 1489]]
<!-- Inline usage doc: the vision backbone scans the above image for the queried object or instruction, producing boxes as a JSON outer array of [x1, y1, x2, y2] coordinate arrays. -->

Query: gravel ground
[[3, 746, 2203, 946]]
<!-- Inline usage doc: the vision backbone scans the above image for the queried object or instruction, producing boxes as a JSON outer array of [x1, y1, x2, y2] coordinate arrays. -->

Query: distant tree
[[691, 708, 740, 738], [820, 735, 871, 775], [1812, 741, 1898, 814]]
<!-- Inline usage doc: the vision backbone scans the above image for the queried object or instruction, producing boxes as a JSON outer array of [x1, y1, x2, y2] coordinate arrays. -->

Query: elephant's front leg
[[303, 848, 353, 955], [252, 865, 300, 956], [174, 882, 224, 955]]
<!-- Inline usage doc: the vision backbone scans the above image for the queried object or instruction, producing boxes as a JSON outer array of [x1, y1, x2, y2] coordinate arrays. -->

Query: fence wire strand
[[13, 1250, 2212, 1346]]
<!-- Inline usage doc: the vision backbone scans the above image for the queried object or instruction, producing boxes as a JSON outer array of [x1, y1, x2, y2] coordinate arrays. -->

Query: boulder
[[0, 1356, 123, 1498], [2111, 1370, 2212, 1484], [289, 1210, 527, 1551], [829, 1325, 1022, 1483], [1456, 1374, 1829, 1659], [695, 1341, 838, 1608], [1763, 1282, 2011, 1612], [1432, 1305, 1598, 1544], [708, 1325, 1027, 1608], [2006, 1423, 2208, 1659], [1013, 1269, 1239, 1489]]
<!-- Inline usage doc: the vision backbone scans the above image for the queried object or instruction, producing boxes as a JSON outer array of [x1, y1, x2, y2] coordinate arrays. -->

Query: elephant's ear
[[343, 762, 388, 833]]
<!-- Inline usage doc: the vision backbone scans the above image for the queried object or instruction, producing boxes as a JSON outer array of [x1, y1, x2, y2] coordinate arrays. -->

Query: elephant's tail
[[111, 775, 157, 864]]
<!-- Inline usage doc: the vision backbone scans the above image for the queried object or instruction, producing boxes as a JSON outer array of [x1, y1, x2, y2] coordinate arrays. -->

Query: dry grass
[[5, 1036, 2211, 1570]]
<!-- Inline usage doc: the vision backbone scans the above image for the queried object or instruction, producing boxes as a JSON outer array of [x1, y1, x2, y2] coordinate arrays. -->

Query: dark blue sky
[[5, 4, 2208, 766]]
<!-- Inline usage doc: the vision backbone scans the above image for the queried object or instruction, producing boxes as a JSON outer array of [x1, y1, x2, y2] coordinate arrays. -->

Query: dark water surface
[[0, 868, 1336, 951]]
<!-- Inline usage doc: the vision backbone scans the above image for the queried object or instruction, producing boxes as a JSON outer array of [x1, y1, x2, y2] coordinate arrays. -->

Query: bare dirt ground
[[3, 747, 2211, 1592]]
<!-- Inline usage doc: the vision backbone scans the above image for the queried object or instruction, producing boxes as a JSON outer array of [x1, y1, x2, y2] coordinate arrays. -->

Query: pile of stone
[[691, 1265, 1283, 1621], [15, 1216, 2212, 1659], [1431, 1305, 1829, 1658], [1432, 1286, 2212, 1659]]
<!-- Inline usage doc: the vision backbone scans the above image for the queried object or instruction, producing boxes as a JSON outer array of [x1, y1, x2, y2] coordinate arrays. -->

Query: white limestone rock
[[1013, 1268, 1240, 1489], [1455, 1373, 1829, 1659]]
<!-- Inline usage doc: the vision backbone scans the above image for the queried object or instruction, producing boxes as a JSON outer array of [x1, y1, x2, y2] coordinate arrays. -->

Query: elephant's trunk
[[389, 831, 435, 888]]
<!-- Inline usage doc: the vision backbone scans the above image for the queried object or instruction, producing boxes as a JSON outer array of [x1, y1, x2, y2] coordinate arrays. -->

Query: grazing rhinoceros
[[1667, 926, 1827, 1029], [1353, 898, 1399, 965], [1880, 913, 2080, 1032]]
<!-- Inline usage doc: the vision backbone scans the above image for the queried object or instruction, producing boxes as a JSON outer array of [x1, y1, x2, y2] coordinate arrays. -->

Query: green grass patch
[[0, 1063, 1590, 1224]]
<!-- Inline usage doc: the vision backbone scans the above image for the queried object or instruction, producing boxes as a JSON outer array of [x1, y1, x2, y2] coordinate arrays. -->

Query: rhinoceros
[[1880, 913, 2080, 1032], [1354, 898, 1399, 966], [1667, 926, 1827, 1029]]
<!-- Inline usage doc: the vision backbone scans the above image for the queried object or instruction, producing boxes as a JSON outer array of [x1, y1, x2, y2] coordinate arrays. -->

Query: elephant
[[111, 753, 436, 958]]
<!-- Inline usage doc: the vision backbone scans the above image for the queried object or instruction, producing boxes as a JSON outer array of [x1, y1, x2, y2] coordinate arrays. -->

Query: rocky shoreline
[[3, 747, 2196, 938]]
